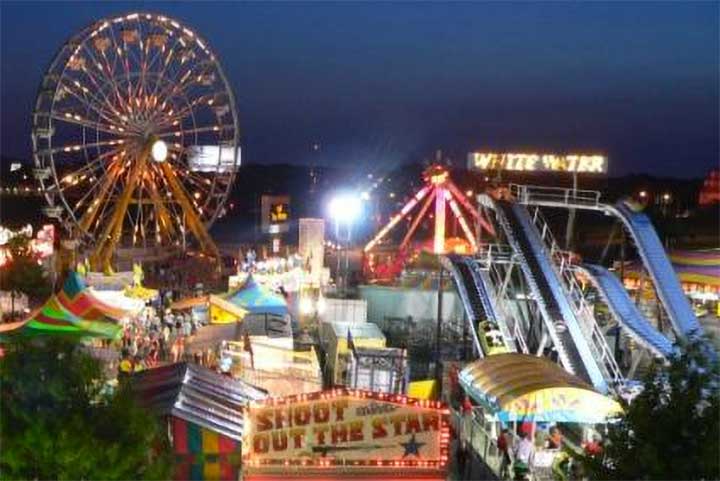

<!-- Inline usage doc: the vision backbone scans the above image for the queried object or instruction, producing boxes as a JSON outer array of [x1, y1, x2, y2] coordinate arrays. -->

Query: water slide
[[485, 197, 608, 391], [580, 264, 674, 358], [443, 255, 512, 356], [609, 202, 702, 338]]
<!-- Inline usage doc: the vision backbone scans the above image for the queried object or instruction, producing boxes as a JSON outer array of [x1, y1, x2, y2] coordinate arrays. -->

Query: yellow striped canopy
[[460, 353, 623, 423]]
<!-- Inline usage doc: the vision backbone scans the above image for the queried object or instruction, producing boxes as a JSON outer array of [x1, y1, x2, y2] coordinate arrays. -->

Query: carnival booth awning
[[171, 295, 248, 324], [131, 362, 267, 441], [224, 275, 287, 317], [460, 354, 623, 424]]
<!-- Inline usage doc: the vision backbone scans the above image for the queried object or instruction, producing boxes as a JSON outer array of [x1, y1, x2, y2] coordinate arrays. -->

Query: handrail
[[528, 206, 624, 390], [510, 183, 602, 208], [472, 247, 530, 354], [452, 410, 503, 477]]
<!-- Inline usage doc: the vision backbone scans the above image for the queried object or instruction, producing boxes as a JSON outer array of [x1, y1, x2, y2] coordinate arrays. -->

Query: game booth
[[130, 363, 267, 481]]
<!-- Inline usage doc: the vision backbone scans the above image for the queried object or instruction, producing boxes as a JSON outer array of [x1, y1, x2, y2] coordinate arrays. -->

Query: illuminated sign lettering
[[270, 203, 289, 223], [468, 152, 607, 174], [243, 390, 450, 473]]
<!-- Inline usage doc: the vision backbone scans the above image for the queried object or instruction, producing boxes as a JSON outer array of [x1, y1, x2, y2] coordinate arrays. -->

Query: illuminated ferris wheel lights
[[151, 140, 168, 163]]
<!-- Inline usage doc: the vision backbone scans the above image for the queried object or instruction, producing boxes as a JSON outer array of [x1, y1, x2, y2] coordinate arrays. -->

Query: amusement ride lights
[[31, 12, 240, 272]]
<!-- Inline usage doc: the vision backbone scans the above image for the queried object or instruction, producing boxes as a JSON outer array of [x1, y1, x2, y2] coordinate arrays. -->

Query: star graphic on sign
[[400, 434, 426, 458]]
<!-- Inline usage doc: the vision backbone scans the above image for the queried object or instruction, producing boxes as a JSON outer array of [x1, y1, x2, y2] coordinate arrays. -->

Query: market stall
[[131, 362, 267, 481]]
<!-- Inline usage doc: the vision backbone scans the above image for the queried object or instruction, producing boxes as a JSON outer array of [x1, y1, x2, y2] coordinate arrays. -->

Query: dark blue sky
[[2, 2, 718, 177]]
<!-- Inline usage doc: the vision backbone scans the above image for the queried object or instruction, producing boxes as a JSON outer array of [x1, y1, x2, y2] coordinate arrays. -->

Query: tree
[[0, 339, 172, 480], [576, 337, 720, 480], [0, 234, 50, 316]]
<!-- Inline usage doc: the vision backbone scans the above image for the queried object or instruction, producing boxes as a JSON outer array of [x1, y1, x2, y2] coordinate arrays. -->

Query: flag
[[347, 328, 357, 355]]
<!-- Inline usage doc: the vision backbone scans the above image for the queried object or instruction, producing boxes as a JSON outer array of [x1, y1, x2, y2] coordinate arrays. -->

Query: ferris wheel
[[31, 12, 239, 271]]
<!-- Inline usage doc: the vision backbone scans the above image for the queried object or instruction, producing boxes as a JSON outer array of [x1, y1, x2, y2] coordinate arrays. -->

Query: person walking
[[498, 428, 512, 479], [513, 430, 535, 480]]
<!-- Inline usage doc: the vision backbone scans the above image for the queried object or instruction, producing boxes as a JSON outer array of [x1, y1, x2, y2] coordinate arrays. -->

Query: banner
[[243, 389, 449, 473]]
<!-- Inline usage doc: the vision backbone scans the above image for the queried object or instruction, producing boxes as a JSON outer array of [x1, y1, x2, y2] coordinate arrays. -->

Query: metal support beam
[[400, 188, 436, 249], [79, 163, 120, 233], [91, 143, 151, 272], [158, 161, 220, 260]]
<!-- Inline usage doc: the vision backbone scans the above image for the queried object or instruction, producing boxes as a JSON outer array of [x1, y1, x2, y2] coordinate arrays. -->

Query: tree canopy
[[577, 337, 720, 480], [0, 339, 171, 480], [0, 234, 50, 309]]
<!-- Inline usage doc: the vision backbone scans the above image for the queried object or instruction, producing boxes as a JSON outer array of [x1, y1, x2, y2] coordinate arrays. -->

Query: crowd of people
[[116, 306, 204, 378], [454, 394, 605, 481]]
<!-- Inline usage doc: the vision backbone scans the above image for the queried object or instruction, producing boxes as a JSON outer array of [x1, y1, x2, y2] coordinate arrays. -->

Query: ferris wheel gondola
[[31, 12, 240, 272]]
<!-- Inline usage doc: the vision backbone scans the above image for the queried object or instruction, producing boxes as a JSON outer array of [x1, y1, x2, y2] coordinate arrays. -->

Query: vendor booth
[[456, 354, 622, 479], [171, 295, 248, 325], [131, 363, 267, 481]]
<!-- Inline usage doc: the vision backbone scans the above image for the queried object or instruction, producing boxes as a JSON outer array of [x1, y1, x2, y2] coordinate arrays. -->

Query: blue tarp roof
[[225, 275, 287, 316]]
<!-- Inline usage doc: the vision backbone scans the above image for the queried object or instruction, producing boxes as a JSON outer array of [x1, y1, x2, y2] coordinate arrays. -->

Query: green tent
[[0, 295, 120, 341]]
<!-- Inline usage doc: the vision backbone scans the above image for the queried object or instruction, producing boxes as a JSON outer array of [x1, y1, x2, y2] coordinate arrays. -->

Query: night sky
[[1, 2, 718, 178]]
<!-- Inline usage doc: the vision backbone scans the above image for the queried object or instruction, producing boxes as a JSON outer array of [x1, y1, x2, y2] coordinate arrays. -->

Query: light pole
[[328, 193, 362, 296]]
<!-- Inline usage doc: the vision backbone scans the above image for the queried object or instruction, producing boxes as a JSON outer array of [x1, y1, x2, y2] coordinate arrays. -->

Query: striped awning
[[460, 353, 622, 423]]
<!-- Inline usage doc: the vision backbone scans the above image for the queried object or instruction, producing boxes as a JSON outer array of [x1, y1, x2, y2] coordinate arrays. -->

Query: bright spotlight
[[151, 139, 168, 162], [328, 193, 362, 224], [300, 297, 314, 315]]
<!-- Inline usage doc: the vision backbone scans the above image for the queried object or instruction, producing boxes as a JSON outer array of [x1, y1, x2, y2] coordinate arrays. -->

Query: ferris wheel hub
[[151, 139, 168, 163]]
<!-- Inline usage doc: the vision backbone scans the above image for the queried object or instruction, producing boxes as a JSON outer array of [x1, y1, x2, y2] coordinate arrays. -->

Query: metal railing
[[473, 247, 530, 354], [511, 183, 602, 209], [528, 206, 624, 390], [451, 410, 503, 477]]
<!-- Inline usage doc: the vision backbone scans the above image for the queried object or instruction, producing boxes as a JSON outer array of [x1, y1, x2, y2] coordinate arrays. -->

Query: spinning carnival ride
[[364, 165, 495, 256], [31, 13, 239, 271]]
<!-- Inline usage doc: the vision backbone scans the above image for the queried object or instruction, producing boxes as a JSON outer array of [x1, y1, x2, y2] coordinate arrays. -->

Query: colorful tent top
[[460, 353, 623, 424], [224, 275, 287, 317], [130, 362, 267, 442], [171, 295, 248, 324], [668, 249, 720, 287], [624, 249, 720, 290], [57, 272, 129, 323], [0, 295, 121, 341]]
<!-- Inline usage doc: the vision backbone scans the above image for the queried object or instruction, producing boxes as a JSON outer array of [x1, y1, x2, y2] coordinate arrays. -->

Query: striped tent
[[56, 272, 129, 323], [623, 249, 720, 294], [668, 249, 720, 287], [0, 295, 121, 340], [224, 275, 287, 317]]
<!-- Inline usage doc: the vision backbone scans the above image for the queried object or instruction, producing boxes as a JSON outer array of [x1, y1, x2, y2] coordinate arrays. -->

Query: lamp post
[[328, 193, 362, 296]]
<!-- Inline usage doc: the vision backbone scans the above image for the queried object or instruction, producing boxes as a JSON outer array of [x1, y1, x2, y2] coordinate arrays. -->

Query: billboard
[[243, 389, 449, 473], [187, 145, 241, 172], [468, 152, 607, 174], [261, 195, 290, 234]]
